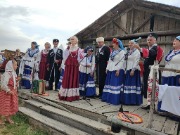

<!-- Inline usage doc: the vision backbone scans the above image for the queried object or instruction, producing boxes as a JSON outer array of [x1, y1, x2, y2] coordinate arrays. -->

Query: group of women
[[13, 35, 180, 106]]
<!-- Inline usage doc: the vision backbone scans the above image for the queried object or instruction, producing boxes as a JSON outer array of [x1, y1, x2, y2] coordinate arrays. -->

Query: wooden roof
[[75, 0, 180, 39]]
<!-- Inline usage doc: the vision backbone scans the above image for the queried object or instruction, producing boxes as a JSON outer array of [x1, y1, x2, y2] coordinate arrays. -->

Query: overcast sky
[[0, 0, 179, 52]]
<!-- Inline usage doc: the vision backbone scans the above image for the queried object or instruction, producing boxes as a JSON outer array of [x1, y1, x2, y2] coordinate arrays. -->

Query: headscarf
[[176, 35, 180, 41], [32, 41, 39, 49], [5, 60, 17, 89], [112, 38, 124, 50], [130, 37, 142, 44]]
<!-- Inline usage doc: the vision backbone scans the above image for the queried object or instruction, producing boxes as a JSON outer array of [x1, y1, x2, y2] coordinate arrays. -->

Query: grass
[[0, 113, 48, 135]]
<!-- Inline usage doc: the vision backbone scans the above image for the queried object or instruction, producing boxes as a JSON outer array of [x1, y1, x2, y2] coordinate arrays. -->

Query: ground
[[0, 113, 48, 135]]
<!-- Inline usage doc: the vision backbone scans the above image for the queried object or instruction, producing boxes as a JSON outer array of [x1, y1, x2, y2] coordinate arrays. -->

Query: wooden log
[[146, 68, 157, 128], [81, 29, 180, 43]]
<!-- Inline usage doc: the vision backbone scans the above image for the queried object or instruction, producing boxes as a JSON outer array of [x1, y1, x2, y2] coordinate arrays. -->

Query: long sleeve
[[77, 48, 84, 63], [1, 73, 11, 92], [63, 49, 70, 64], [117, 51, 125, 70], [132, 50, 140, 70], [91, 56, 95, 72], [106, 50, 125, 71]]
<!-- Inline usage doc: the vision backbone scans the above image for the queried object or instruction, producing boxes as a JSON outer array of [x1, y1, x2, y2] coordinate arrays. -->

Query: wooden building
[[75, 0, 180, 64]]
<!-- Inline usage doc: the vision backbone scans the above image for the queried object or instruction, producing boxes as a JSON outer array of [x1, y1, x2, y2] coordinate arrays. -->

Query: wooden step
[[23, 99, 115, 135], [19, 107, 90, 135]]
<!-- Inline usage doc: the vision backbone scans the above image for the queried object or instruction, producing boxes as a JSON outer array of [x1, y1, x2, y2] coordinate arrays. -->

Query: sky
[[0, 0, 179, 52]]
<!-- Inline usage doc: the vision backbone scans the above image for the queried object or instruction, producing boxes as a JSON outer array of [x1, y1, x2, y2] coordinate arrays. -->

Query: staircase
[[19, 91, 127, 135]]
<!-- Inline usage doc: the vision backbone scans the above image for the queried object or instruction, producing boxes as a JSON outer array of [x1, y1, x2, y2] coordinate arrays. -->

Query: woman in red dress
[[0, 60, 18, 124], [59, 36, 83, 101], [39, 42, 51, 80]]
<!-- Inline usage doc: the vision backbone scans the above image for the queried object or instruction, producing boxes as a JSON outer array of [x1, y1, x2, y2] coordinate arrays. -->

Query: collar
[[149, 44, 157, 50]]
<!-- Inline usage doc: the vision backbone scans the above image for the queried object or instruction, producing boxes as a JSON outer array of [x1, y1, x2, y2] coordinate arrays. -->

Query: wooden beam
[[130, 9, 134, 33], [81, 29, 180, 43], [112, 20, 128, 34], [133, 15, 152, 33], [134, 6, 180, 20]]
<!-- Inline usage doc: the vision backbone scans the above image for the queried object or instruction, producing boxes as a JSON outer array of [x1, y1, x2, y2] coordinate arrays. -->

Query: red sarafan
[[0, 73, 18, 116]]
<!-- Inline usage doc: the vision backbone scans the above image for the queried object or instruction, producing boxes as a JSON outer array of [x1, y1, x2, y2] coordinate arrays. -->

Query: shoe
[[141, 105, 150, 110]]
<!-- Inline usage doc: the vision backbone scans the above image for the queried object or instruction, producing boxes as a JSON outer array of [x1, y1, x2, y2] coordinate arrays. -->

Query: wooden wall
[[80, 8, 180, 65]]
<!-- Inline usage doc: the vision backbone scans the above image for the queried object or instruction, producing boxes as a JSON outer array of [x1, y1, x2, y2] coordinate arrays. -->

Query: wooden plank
[[126, 10, 132, 34], [168, 18, 176, 30], [175, 19, 180, 29], [130, 9, 134, 34], [151, 120, 166, 132], [121, 12, 127, 33], [173, 123, 179, 135], [162, 119, 178, 135], [134, 6, 180, 20], [164, 17, 170, 31], [112, 20, 128, 34], [133, 12, 151, 33]]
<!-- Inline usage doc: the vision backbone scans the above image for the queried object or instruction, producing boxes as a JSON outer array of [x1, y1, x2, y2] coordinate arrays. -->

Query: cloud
[[0, 6, 29, 18], [0, 0, 179, 52]]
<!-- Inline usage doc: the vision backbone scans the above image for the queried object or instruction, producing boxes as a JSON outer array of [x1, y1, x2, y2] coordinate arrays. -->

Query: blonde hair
[[45, 42, 51, 47], [70, 36, 79, 43]]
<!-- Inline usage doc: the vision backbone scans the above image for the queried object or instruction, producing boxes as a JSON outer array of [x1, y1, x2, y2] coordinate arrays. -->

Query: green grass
[[0, 113, 48, 135]]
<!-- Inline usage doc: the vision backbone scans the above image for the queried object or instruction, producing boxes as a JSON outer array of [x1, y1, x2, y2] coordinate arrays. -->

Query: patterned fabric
[[0, 73, 18, 116], [79, 72, 96, 97], [59, 49, 81, 101], [102, 70, 124, 105]]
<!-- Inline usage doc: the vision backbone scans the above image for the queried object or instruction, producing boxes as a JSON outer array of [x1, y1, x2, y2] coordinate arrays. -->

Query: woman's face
[[45, 44, 50, 49], [112, 43, 118, 49], [128, 41, 134, 49], [31, 44, 36, 49], [173, 39, 180, 49], [87, 50, 92, 55], [70, 37, 77, 45], [13, 61, 18, 70]]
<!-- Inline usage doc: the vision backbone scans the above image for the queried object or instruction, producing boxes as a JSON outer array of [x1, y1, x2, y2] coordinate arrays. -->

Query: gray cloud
[[0, 6, 29, 18]]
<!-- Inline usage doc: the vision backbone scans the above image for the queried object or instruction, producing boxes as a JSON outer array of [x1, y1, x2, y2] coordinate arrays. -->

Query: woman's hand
[[115, 70, 120, 76], [59, 67, 61, 72], [130, 70, 134, 76], [133, 44, 141, 51]]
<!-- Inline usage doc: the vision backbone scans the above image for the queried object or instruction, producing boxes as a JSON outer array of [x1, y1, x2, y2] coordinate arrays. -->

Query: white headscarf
[[5, 60, 17, 89]]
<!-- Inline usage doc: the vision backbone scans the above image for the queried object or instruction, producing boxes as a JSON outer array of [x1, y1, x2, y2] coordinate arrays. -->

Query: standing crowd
[[0, 34, 180, 124]]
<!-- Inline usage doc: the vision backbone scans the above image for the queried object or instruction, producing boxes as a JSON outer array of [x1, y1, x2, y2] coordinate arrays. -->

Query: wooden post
[[147, 66, 157, 128]]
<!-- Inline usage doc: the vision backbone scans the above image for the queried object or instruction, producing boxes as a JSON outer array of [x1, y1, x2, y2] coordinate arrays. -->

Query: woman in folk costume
[[102, 38, 125, 105], [19, 42, 40, 89], [158, 36, 180, 112], [123, 39, 142, 105], [59, 36, 83, 101], [79, 46, 96, 97], [39, 42, 51, 80], [0, 60, 18, 124], [161, 36, 180, 86]]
